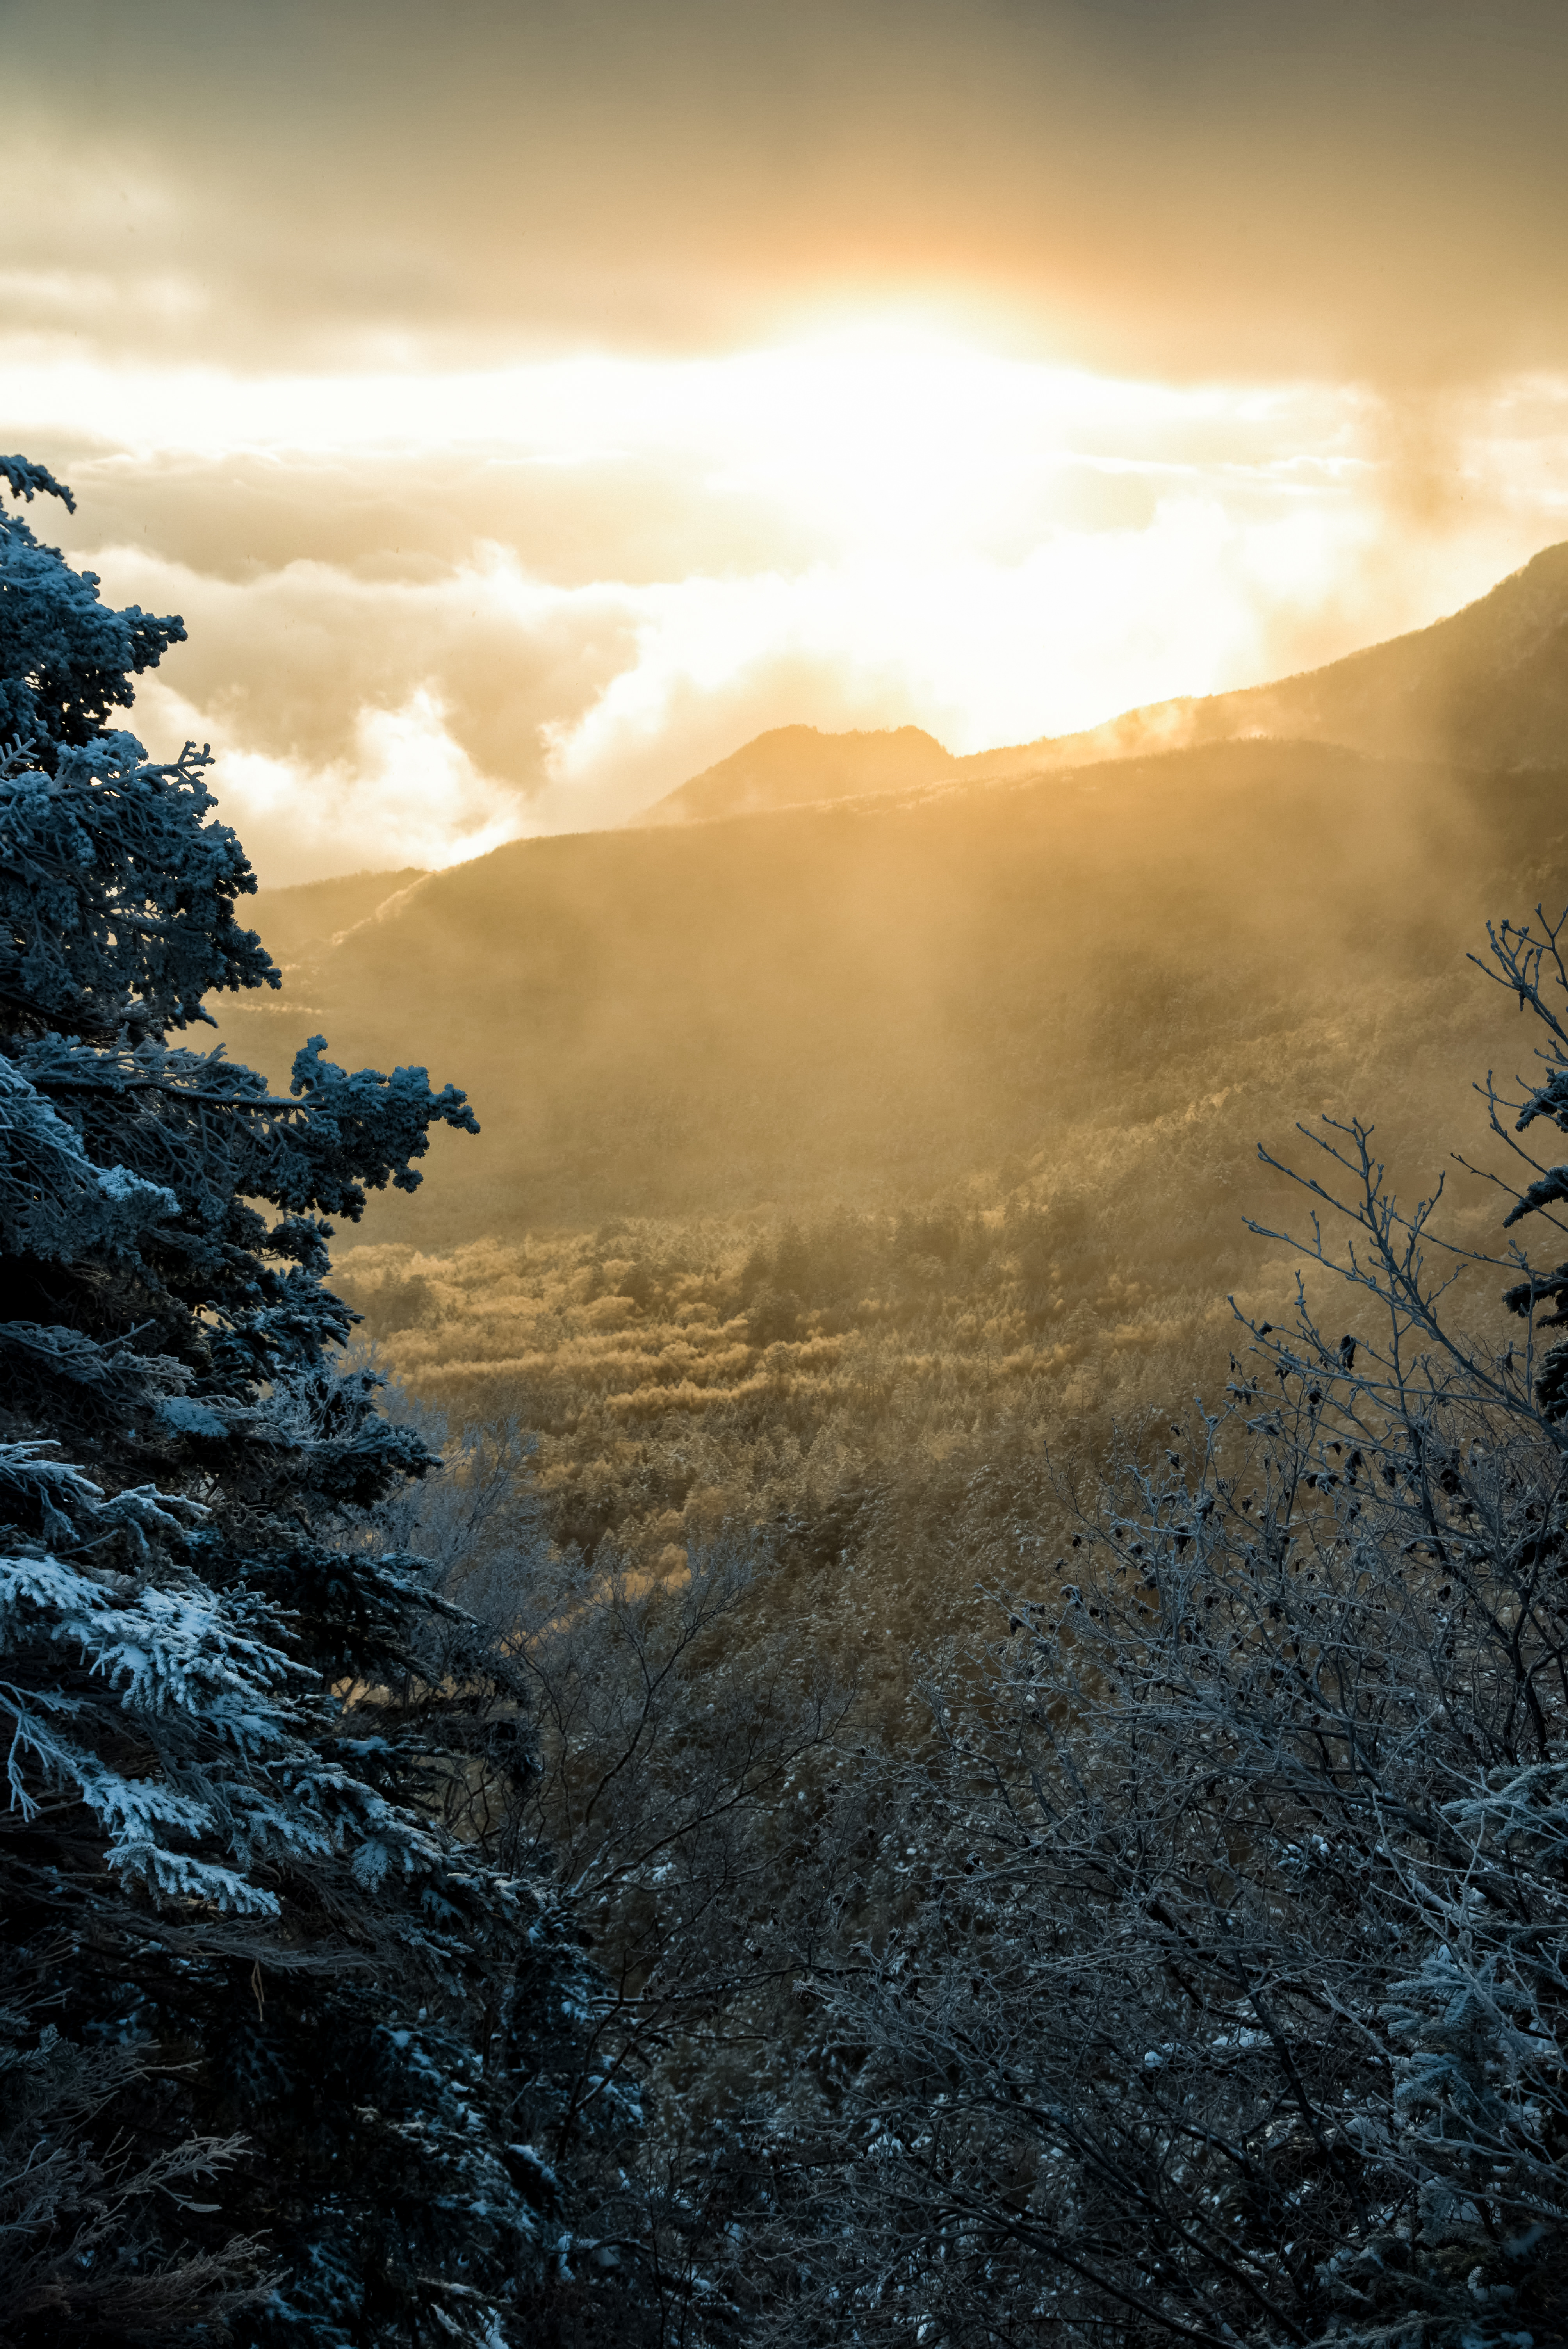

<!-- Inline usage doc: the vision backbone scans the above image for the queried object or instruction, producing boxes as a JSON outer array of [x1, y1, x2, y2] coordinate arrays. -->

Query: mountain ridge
[[226, 734, 1567, 1242], [624, 539, 1568, 828], [250, 539, 1568, 936], [222, 534, 1568, 1246], [953, 538, 1568, 786]]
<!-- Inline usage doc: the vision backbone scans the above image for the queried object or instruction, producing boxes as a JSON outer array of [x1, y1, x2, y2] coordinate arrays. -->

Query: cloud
[[97, 544, 647, 873], [6, 0, 1568, 385], [15, 339, 1568, 884], [10, 5, 1568, 887], [102, 475, 1561, 883], [139, 681, 526, 882]]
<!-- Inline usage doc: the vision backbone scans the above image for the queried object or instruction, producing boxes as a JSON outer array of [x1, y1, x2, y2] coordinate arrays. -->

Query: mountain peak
[[636, 724, 955, 826]]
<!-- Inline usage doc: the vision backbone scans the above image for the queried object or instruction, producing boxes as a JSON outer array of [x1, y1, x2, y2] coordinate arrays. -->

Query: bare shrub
[[759, 912, 1568, 2349]]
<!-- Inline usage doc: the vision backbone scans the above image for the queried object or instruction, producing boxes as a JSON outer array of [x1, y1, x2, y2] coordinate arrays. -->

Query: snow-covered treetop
[[0, 460, 185, 763], [0, 737, 278, 1041]]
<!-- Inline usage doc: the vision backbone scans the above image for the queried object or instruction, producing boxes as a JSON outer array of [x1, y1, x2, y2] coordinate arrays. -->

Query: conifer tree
[[0, 458, 633, 2345]]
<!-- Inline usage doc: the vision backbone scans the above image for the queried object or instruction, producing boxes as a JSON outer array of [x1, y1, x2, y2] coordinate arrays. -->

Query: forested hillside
[[215, 573, 1568, 1660], [231, 547, 1568, 1264], [229, 740, 1564, 1240]]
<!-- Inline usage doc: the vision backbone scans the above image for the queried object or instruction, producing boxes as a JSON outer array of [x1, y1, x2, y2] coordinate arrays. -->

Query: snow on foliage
[[759, 918, 1568, 2349], [0, 458, 629, 2348]]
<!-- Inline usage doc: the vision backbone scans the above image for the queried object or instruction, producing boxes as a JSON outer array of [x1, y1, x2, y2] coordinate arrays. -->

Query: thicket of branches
[[388, 920, 1568, 2349], [728, 915, 1568, 2349]]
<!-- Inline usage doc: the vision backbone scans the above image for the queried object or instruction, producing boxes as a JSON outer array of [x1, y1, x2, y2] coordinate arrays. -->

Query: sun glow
[[700, 322, 1239, 558], [11, 319, 1568, 877]]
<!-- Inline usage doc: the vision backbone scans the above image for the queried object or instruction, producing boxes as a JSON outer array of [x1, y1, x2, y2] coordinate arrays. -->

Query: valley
[[219, 549, 1568, 1604]]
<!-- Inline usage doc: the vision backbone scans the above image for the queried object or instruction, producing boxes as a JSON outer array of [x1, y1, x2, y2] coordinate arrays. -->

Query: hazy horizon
[[10, 0, 1568, 883]]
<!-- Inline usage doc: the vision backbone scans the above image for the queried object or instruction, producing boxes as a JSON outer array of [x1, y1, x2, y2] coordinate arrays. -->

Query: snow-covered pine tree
[[0, 458, 636, 2345]]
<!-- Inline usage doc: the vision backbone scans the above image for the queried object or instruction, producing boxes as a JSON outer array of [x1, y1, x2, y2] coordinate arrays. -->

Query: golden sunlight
[[11, 322, 1568, 878], [14, 7, 1568, 2320]]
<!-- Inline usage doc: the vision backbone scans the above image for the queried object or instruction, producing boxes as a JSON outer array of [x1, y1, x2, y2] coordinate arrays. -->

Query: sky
[[7, 0, 1568, 882]]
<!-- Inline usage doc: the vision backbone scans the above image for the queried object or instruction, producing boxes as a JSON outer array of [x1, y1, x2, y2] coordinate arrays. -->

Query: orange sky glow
[[8, 1, 1568, 880]]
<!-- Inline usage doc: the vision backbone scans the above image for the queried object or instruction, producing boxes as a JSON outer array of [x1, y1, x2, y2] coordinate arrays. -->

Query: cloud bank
[[9, 2, 1568, 878], [15, 344, 1556, 880], [9, 0, 1568, 387]]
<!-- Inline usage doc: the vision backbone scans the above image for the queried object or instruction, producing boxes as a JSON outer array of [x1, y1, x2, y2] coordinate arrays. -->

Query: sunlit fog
[[12, 2, 1568, 878], [9, 332, 1568, 878]]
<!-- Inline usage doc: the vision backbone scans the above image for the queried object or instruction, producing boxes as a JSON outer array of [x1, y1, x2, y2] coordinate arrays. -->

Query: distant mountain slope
[[628, 545, 1568, 836], [209, 539, 1568, 1246], [638, 723, 955, 824], [246, 866, 428, 972], [216, 736, 1568, 1243], [958, 541, 1568, 782]]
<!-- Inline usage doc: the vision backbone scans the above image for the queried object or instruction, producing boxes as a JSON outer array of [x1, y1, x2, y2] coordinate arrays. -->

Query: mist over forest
[[201, 557, 1568, 1599], [12, 453, 1568, 2348]]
